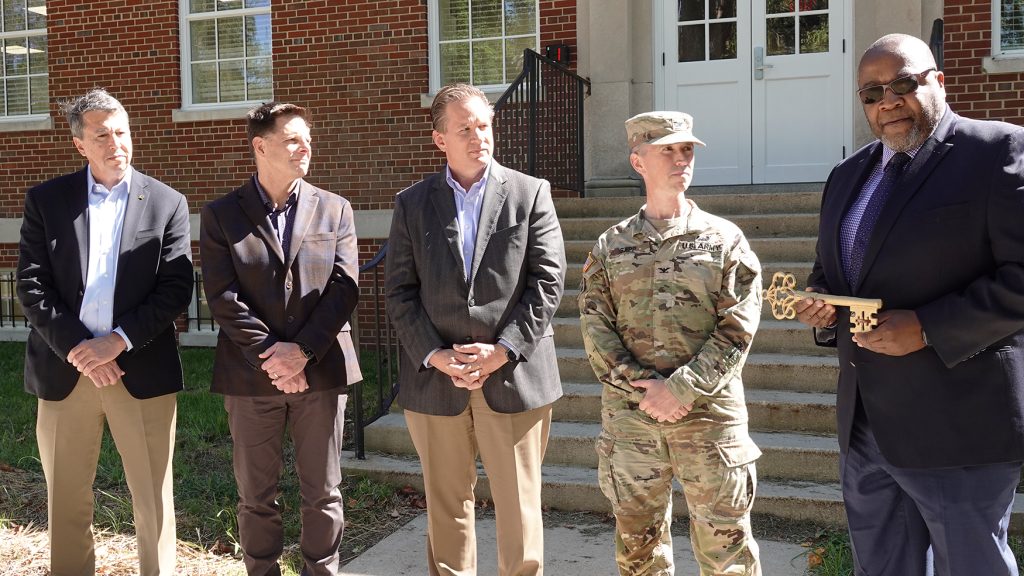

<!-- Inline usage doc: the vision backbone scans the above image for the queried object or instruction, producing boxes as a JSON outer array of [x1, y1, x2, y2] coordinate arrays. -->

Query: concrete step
[[556, 188, 823, 218], [556, 382, 836, 434], [553, 317, 833, 358], [364, 413, 840, 483], [562, 237, 818, 264], [343, 450, 847, 528], [554, 348, 838, 393], [559, 214, 820, 242], [563, 261, 812, 291]]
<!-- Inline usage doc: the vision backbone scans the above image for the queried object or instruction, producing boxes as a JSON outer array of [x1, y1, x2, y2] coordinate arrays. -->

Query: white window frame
[[178, 0, 272, 111], [427, 0, 541, 94], [992, 0, 1024, 56], [0, 2, 48, 121]]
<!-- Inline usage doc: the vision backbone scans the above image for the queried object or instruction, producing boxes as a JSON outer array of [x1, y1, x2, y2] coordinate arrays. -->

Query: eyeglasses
[[857, 68, 936, 105]]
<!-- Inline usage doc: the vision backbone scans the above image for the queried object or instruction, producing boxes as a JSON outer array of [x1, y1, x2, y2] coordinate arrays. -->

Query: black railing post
[[526, 49, 538, 177], [577, 78, 586, 195]]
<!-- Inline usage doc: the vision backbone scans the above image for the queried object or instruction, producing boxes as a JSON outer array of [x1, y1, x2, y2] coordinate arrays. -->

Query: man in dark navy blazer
[[17, 89, 193, 576], [796, 34, 1024, 574]]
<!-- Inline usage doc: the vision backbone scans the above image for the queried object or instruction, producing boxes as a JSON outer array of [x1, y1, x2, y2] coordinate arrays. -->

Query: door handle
[[754, 46, 774, 80]]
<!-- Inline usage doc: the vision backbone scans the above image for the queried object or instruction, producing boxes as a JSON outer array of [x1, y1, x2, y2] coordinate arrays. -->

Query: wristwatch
[[504, 346, 517, 363], [298, 343, 315, 360]]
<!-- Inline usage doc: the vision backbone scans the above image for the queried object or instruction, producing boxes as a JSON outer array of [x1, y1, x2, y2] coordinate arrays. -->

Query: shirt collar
[[445, 161, 492, 196], [253, 174, 299, 213], [879, 107, 944, 167], [86, 166, 133, 198]]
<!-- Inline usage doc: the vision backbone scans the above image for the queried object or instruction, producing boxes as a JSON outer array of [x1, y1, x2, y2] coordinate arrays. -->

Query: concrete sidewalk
[[343, 514, 810, 575]]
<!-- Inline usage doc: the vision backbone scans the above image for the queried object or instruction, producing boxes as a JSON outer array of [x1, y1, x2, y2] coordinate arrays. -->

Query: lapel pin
[[137, 195, 144, 200]]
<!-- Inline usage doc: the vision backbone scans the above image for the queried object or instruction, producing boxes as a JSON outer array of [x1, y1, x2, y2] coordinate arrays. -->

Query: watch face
[[506, 348, 517, 362]]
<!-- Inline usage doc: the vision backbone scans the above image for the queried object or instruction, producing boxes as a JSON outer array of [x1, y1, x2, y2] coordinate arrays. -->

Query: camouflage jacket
[[579, 202, 762, 424]]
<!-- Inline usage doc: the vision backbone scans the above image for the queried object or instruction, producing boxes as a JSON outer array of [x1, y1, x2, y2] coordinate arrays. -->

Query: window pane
[[26, 0, 43, 30], [471, 39, 502, 84], [709, 22, 736, 60], [4, 39, 27, 75], [440, 42, 470, 85], [799, 14, 828, 53], [245, 0, 270, 7], [28, 34, 44, 74], [505, 0, 536, 36], [190, 0, 215, 13], [472, 0, 502, 39], [219, 59, 245, 101], [29, 74, 45, 113], [246, 57, 272, 101], [245, 14, 271, 57], [190, 19, 217, 61], [678, 23, 704, 62], [766, 16, 795, 55], [799, 0, 827, 10], [1003, 1, 1024, 51], [218, 0, 243, 10], [505, 36, 534, 80], [191, 62, 218, 103], [766, 0, 795, 14], [218, 17, 244, 59], [439, 0, 469, 41], [678, 0, 703, 22], [3, 0, 26, 32], [6, 77, 27, 114], [0, 82, 5, 115], [709, 0, 736, 19]]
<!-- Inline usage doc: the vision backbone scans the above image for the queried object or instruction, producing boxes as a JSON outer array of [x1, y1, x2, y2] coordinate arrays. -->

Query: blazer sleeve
[[113, 193, 194, 349], [293, 198, 360, 361], [495, 179, 566, 359], [16, 186, 93, 359], [917, 128, 1024, 366], [200, 202, 278, 367], [385, 191, 446, 368]]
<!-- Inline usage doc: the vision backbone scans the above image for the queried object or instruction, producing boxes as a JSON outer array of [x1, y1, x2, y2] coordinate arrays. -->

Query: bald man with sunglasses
[[794, 33, 1024, 575]]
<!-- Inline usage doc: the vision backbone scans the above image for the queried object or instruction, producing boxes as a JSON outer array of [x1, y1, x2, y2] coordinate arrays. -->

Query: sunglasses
[[857, 68, 936, 105]]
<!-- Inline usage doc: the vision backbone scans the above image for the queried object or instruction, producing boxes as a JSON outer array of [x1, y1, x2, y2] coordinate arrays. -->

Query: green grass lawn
[[0, 342, 412, 574]]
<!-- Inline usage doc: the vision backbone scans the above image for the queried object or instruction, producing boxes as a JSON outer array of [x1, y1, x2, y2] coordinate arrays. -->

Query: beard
[[878, 98, 943, 152]]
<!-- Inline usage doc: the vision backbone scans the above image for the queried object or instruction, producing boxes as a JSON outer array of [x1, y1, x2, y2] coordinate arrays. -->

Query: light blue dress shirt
[[81, 167, 133, 349]]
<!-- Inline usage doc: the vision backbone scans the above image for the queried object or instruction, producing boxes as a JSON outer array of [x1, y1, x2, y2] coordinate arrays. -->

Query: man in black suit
[[796, 34, 1024, 574], [200, 101, 360, 576], [385, 83, 565, 575], [17, 88, 193, 576]]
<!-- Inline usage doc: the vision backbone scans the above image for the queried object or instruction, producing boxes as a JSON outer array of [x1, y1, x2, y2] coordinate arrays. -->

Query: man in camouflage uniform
[[579, 111, 763, 575]]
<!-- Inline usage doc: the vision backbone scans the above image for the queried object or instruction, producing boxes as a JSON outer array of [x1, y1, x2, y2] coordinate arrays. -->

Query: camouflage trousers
[[596, 392, 762, 576]]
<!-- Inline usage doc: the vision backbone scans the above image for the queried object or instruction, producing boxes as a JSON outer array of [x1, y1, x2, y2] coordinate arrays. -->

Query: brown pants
[[405, 389, 553, 576], [36, 375, 177, 576], [224, 390, 347, 576]]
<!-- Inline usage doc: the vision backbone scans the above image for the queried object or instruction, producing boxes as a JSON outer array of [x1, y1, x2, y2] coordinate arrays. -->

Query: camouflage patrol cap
[[625, 110, 706, 149]]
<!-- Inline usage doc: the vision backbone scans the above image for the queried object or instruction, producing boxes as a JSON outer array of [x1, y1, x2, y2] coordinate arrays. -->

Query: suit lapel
[[469, 162, 508, 286], [856, 111, 956, 291], [285, 181, 318, 269], [67, 168, 91, 288], [119, 170, 149, 258], [828, 147, 879, 294], [238, 178, 286, 265], [429, 172, 468, 284]]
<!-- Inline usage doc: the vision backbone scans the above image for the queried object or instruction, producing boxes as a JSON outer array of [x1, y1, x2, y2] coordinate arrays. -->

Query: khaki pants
[[597, 392, 762, 576], [405, 389, 552, 576], [36, 375, 177, 576]]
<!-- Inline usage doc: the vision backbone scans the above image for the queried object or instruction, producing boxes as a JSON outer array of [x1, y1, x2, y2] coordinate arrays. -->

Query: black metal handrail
[[493, 49, 591, 194], [929, 18, 944, 71]]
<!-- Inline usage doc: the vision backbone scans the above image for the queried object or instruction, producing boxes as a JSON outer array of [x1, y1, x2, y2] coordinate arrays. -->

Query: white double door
[[655, 0, 850, 185]]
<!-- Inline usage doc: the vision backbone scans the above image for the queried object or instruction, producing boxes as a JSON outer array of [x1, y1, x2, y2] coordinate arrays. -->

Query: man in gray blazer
[[385, 83, 566, 575], [200, 102, 360, 576]]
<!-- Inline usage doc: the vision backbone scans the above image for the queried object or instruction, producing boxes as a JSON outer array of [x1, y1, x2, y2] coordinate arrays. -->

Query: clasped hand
[[430, 342, 509, 390], [259, 342, 310, 393], [631, 379, 693, 423], [68, 334, 127, 388]]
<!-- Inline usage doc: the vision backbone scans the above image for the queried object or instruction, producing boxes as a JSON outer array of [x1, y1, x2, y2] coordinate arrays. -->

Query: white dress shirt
[[81, 167, 132, 349]]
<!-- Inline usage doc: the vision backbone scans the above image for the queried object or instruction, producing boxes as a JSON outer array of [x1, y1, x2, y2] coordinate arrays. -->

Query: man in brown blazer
[[200, 102, 360, 576], [385, 83, 566, 575]]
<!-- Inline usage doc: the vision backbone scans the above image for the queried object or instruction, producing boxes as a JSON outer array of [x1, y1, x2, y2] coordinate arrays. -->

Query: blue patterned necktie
[[846, 152, 911, 290]]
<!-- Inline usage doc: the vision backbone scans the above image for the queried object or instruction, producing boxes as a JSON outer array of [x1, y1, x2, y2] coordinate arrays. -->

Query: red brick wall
[[1, 0, 578, 217], [944, 0, 1024, 125]]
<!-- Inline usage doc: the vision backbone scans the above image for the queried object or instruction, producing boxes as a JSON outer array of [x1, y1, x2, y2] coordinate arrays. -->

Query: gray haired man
[[17, 88, 193, 575]]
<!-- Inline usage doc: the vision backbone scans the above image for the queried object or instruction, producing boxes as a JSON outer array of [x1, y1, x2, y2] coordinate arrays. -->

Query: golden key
[[762, 272, 883, 333]]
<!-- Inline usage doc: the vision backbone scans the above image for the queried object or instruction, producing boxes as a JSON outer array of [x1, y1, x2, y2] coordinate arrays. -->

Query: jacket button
[[468, 298, 475, 306], [287, 316, 295, 323], [464, 337, 472, 343], [285, 281, 293, 290]]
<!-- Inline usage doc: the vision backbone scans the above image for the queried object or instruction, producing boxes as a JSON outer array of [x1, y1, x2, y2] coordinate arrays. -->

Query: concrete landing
[[342, 514, 810, 575]]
